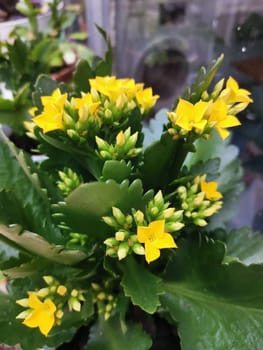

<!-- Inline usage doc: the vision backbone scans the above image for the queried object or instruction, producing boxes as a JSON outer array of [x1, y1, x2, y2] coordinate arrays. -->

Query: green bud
[[154, 190, 164, 206], [102, 216, 118, 228], [150, 206, 159, 216], [106, 247, 117, 257], [194, 218, 207, 227], [115, 231, 126, 241], [104, 237, 117, 247], [43, 276, 54, 286], [133, 210, 145, 225], [201, 90, 209, 101], [95, 136, 108, 150], [112, 207, 126, 225], [36, 288, 50, 298], [132, 243, 145, 255], [117, 242, 130, 260], [165, 222, 184, 232], [193, 192, 205, 206]]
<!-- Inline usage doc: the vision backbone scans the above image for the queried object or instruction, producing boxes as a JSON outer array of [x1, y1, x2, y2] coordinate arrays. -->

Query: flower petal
[[145, 242, 160, 263]]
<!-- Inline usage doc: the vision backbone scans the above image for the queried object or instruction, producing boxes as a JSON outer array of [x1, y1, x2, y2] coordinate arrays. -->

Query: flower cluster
[[32, 76, 159, 143], [16, 276, 85, 336], [167, 76, 252, 140]]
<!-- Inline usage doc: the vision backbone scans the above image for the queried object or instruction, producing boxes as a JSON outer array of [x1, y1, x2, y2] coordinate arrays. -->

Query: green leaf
[[161, 237, 263, 350], [224, 227, 263, 265], [140, 132, 178, 190], [7, 38, 28, 73], [60, 180, 153, 240], [73, 59, 95, 93], [32, 74, 59, 110], [86, 316, 152, 350], [121, 256, 163, 314], [94, 25, 112, 76], [0, 132, 62, 242], [102, 160, 132, 182], [0, 224, 87, 266]]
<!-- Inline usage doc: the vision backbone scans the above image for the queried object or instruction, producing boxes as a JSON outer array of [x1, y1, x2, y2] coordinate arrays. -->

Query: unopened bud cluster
[[176, 180, 222, 227], [145, 191, 185, 233], [103, 207, 145, 260], [57, 167, 83, 196], [91, 283, 117, 320], [95, 127, 142, 160]]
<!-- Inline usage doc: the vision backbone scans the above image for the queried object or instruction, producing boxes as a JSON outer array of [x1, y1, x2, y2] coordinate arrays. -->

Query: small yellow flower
[[72, 92, 101, 115], [17, 294, 56, 337], [137, 220, 177, 263], [168, 99, 209, 133], [200, 177, 222, 200], [207, 98, 240, 140], [57, 285, 67, 296], [33, 88, 68, 133], [135, 87, 159, 113], [220, 76, 253, 104]]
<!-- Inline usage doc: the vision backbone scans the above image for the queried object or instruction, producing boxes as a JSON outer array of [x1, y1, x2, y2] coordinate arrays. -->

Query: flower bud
[[115, 231, 126, 241], [43, 276, 54, 286], [36, 288, 50, 298], [117, 242, 130, 260], [133, 210, 145, 225], [104, 237, 118, 247], [112, 207, 126, 225], [132, 243, 145, 255], [57, 285, 67, 296], [194, 218, 207, 227]]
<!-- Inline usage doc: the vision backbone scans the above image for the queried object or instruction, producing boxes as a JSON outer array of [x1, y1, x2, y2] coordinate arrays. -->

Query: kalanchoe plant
[[0, 51, 262, 350]]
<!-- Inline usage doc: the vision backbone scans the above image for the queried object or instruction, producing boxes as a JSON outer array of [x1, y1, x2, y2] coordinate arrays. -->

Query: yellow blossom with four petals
[[33, 88, 67, 133], [220, 76, 253, 104], [200, 176, 222, 200], [207, 98, 241, 140], [137, 220, 177, 263], [16, 294, 56, 336], [168, 98, 209, 134]]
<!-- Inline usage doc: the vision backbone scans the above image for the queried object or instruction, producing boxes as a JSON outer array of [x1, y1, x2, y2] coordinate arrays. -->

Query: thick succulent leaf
[[224, 227, 263, 265], [60, 180, 153, 240], [73, 59, 95, 93], [0, 131, 62, 242], [0, 292, 76, 350], [102, 160, 132, 182], [86, 316, 152, 350], [142, 108, 168, 148], [140, 132, 178, 191], [161, 237, 263, 350], [121, 256, 163, 314], [0, 224, 87, 265]]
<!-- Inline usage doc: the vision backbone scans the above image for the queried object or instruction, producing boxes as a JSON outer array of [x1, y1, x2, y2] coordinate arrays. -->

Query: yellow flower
[[200, 176, 222, 200], [72, 93, 100, 115], [33, 88, 67, 133], [137, 220, 177, 263], [220, 76, 253, 104], [17, 294, 56, 337], [207, 98, 240, 140], [135, 87, 159, 113], [89, 76, 137, 102], [168, 99, 209, 133]]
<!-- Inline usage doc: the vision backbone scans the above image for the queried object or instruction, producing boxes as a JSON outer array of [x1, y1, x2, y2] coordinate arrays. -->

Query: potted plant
[[0, 0, 94, 145], [0, 44, 262, 350]]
